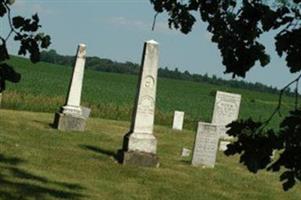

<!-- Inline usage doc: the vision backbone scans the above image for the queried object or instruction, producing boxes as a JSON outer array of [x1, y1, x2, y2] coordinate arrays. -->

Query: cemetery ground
[[1, 109, 301, 200], [1, 56, 301, 199]]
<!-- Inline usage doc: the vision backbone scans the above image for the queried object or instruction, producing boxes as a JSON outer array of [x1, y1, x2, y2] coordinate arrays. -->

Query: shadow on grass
[[0, 154, 86, 200], [30, 119, 55, 130], [79, 144, 122, 163], [49, 123, 56, 129], [180, 160, 191, 165]]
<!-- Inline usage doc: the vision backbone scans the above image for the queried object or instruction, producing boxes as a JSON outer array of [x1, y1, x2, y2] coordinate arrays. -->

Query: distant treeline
[[40, 50, 291, 96]]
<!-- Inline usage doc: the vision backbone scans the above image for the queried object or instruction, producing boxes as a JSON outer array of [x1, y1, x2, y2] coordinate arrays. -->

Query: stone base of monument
[[120, 133, 160, 167], [121, 150, 160, 167], [53, 112, 86, 132]]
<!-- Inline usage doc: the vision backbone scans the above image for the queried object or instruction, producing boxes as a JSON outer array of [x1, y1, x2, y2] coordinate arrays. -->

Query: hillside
[[0, 109, 300, 200], [1, 56, 295, 130]]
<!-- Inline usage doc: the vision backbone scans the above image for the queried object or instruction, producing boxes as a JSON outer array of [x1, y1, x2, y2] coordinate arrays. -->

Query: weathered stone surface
[[181, 148, 191, 157], [172, 111, 184, 130], [192, 122, 219, 167], [122, 151, 159, 167], [53, 112, 86, 132], [212, 91, 241, 139], [121, 40, 160, 167]]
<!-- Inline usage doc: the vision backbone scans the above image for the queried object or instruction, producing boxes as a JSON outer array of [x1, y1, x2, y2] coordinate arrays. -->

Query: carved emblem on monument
[[144, 76, 155, 88]]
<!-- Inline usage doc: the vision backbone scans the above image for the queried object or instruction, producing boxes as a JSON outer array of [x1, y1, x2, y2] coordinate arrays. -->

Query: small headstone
[[219, 141, 230, 151], [172, 111, 184, 130], [181, 148, 191, 157], [192, 122, 219, 167], [121, 40, 160, 167]]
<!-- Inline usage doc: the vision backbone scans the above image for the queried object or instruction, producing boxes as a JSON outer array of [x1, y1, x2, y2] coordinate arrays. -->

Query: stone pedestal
[[53, 44, 89, 132], [121, 40, 160, 167], [122, 150, 159, 167], [53, 112, 86, 132]]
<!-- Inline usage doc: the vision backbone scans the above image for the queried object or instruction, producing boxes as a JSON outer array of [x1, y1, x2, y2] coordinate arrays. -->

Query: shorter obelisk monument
[[121, 40, 160, 167], [53, 44, 88, 131]]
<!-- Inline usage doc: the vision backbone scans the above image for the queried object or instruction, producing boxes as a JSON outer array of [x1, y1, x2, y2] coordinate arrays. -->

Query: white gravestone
[[212, 91, 241, 140], [219, 141, 230, 151], [53, 44, 89, 131], [181, 148, 191, 157], [172, 111, 184, 130], [192, 122, 219, 167], [121, 40, 159, 167]]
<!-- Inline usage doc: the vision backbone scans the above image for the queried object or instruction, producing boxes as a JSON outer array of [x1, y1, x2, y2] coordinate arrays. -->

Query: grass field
[[0, 109, 300, 200], [1, 56, 294, 130]]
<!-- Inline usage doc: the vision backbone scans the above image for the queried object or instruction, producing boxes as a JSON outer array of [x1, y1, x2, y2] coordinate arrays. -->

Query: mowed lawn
[[0, 109, 300, 200], [1, 56, 295, 130]]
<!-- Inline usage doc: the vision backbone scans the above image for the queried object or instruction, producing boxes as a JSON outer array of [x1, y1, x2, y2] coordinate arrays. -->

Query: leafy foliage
[[151, 0, 301, 77], [225, 119, 280, 173], [150, 0, 301, 190], [0, 0, 51, 91], [225, 110, 301, 191]]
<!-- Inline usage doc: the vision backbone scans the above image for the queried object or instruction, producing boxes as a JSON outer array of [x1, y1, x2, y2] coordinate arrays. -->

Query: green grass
[[0, 109, 300, 200], [1, 56, 294, 130]]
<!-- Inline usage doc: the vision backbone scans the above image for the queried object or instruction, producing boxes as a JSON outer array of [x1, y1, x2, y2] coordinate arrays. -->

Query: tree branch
[[260, 73, 301, 130], [152, 12, 159, 31], [4, 2, 19, 41]]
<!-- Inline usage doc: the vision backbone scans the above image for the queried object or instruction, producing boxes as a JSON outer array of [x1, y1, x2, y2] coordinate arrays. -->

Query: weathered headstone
[[172, 111, 184, 131], [212, 91, 241, 140], [53, 44, 88, 131], [192, 122, 219, 167], [121, 40, 160, 167]]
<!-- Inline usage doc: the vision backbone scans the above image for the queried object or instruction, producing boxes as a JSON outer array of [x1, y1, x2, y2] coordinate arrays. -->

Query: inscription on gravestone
[[192, 122, 219, 167]]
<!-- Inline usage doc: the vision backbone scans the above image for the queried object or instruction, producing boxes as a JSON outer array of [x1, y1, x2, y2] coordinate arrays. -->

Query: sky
[[4, 0, 299, 88]]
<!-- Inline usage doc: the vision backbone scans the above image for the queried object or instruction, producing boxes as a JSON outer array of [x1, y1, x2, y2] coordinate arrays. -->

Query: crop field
[[2, 56, 294, 130]]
